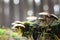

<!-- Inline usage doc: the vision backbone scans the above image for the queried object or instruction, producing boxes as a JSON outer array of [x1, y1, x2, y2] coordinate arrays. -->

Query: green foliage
[[51, 21, 59, 27], [0, 19, 60, 39], [10, 32, 18, 38], [0, 28, 21, 40], [50, 19, 60, 33], [0, 29, 6, 35], [23, 21, 37, 37]]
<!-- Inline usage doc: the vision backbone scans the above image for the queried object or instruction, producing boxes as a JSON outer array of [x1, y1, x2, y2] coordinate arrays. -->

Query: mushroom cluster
[[38, 12, 58, 26]]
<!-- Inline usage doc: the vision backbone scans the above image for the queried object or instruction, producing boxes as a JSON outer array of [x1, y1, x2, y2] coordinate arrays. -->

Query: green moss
[[10, 33, 18, 38], [0, 29, 5, 35]]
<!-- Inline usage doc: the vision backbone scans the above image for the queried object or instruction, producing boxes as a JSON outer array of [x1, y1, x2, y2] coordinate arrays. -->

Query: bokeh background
[[0, 0, 60, 27]]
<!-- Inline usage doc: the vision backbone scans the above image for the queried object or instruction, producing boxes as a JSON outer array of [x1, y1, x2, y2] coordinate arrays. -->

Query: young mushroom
[[11, 21, 25, 37], [46, 14, 58, 33], [38, 12, 58, 26], [48, 14, 58, 25], [38, 12, 50, 26], [39, 12, 50, 17], [26, 16, 37, 21], [50, 14, 58, 20], [38, 17, 46, 26]]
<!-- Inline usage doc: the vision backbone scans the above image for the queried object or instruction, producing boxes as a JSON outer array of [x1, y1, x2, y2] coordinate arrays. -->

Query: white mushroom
[[11, 21, 25, 29], [50, 14, 58, 20], [38, 17, 44, 20], [26, 16, 37, 21], [11, 21, 23, 25], [12, 24, 25, 29], [39, 12, 50, 17]]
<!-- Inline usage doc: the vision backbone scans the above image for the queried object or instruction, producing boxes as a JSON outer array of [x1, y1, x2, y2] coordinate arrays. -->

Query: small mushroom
[[39, 12, 50, 17], [50, 14, 58, 20], [12, 24, 25, 29], [11, 21, 25, 29], [38, 17, 45, 21], [11, 21, 23, 25], [11, 21, 25, 37], [26, 16, 37, 21], [46, 14, 58, 25], [38, 12, 51, 21]]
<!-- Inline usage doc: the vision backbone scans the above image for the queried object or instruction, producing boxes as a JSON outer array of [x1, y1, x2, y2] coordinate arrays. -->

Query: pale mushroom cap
[[11, 21, 23, 25], [38, 17, 44, 20], [26, 16, 37, 21], [50, 14, 58, 19], [39, 12, 50, 16], [12, 24, 25, 29], [11, 21, 25, 29], [12, 26, 17, 29]]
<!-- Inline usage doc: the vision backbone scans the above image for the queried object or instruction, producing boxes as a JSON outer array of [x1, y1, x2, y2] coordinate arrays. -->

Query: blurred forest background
[[0, 0, 60, 27]]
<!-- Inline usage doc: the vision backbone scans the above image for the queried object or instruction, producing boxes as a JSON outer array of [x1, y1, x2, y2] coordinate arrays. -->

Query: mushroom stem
[[17, 27, 22, 37]]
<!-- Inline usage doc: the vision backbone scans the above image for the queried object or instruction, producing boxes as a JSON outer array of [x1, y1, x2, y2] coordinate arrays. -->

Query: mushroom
[[26, 16, 37, 21], [38, 12, 51, 26], [50, 14, 58, 20], [38, 17, 45, 21], [12, 24, 25, 29], [38, 12, 58, 25], [38, 12, 50, 22], [39, 12, 50, 17], [47, 14, 58, 25], [11, 21, 23, 25], [11, 21, 25, 36]]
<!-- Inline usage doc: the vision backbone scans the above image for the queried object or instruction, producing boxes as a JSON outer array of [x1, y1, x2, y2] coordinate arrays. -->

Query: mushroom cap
[[38, 17, 44, 20], [12, 24, 25, 29], [26, 16, 37, 21], [50, 14, 58, 20], [11, 21, 25, 29], [39, 12, 50, 16], [11, 21, 23, 25]]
